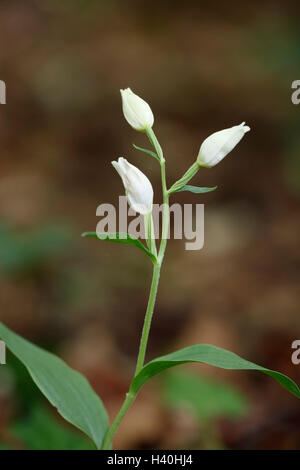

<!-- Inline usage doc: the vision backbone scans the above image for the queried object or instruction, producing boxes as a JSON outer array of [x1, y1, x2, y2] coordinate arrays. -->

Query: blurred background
[[0, 0, 299, 450]]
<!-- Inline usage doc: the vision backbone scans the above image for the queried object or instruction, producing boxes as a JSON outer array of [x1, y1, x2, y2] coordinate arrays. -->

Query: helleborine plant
[[0, 89, 299, 451]]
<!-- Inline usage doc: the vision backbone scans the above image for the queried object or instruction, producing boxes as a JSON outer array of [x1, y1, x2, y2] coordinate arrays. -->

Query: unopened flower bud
[[120, 88, 154, 131], [112, 157, 153, 215], [197, 122, 250, 167]]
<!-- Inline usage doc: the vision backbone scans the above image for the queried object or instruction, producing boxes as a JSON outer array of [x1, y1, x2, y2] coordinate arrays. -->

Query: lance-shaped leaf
[[0, 322, 109, 449], [130, 344, 300, 399], [133, 143, 160, 162], [170, 185, 217, 194], [82, 232, 157, 263]]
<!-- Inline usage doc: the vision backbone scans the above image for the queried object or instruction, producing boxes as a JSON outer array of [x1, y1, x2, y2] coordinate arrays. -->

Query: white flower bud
[[111, 157, 153, 215], [197, 122, 250, 167], [120, 88, 154, 131]]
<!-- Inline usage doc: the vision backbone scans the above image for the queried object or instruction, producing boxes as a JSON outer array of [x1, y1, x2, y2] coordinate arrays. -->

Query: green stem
[[144, 213, 157, 258], [135, 261, 161, 375], [168, 161, 200, 194], [101, 260, 161, 449], [101, 128, 169, 450], [146, 127, 164, 163], [136, 130, 169, 371], [145, 127, 170, 264], [101, 392, 136, 450], [158, 161, 169, 264]]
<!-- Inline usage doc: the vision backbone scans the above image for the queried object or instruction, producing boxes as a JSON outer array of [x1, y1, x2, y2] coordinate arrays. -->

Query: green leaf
[[133, 143, 160, 162], [82, 232, 157, 263], [172, 185, 217, 194], [0, 322, 109, 449], [131, 344, 300, 399]]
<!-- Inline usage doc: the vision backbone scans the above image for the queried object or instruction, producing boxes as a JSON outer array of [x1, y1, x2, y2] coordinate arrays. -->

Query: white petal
[[120, 88, 154, 131], [198, 122, 250, 167], [111, 157, 153, 214]]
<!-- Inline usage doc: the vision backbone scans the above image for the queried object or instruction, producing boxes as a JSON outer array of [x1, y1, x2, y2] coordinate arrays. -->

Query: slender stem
[[144, 213, 157, 257], [168, 161, 200, 194], [135, 261, 161, 375], [101, 128, 169, 450], [101, 392, 136, 450], [158, 161, 169, 264], [145, 127, 170, 263], [101, 260, 161, 449], [135, 129, 170, 372], [146, 127, 164, 163]]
